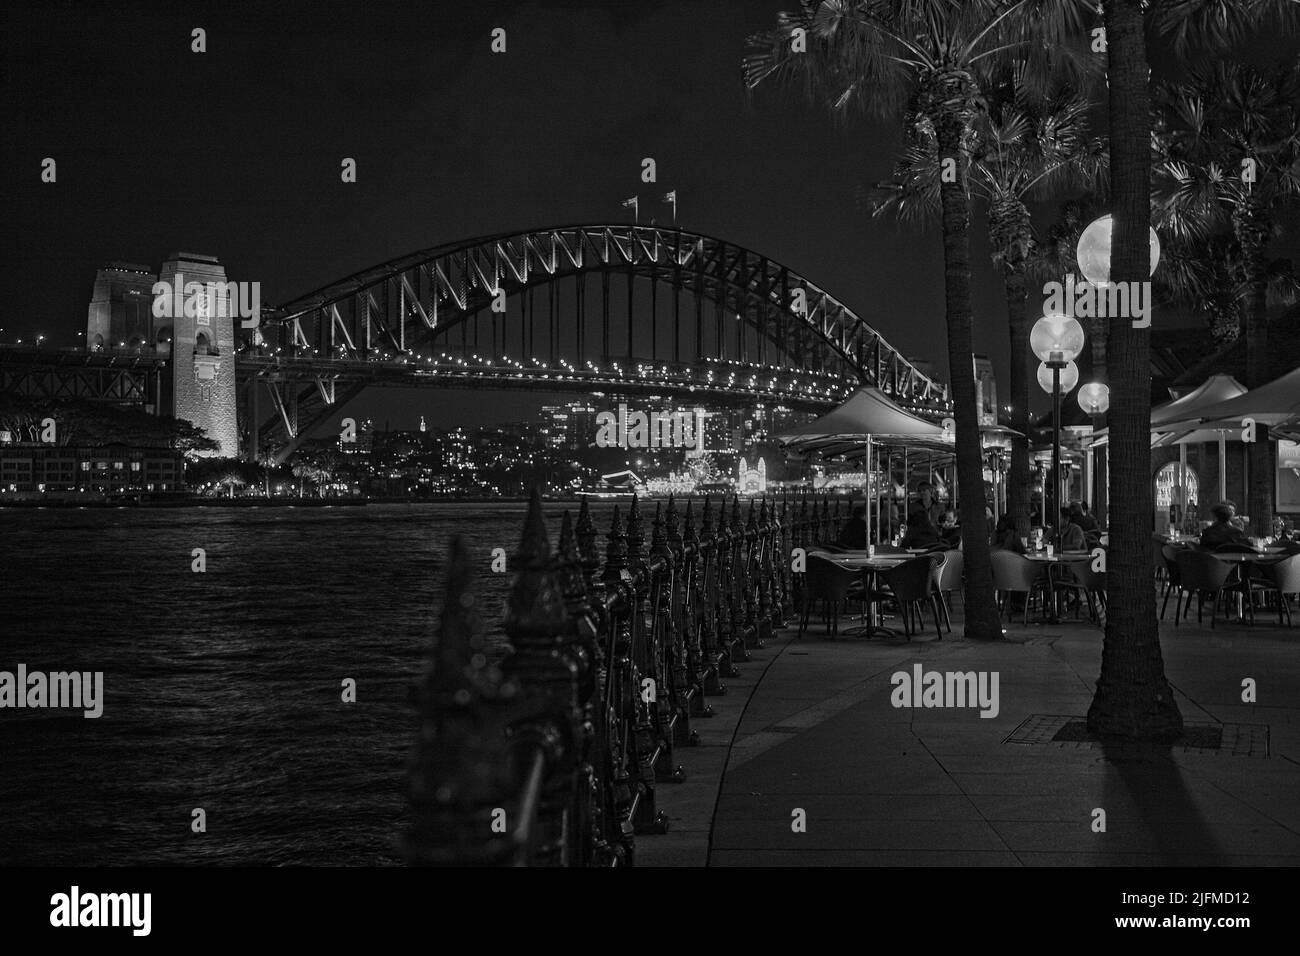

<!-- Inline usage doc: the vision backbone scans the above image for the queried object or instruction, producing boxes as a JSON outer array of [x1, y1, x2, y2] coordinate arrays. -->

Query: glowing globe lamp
[[1076, 214, 1161, 286]]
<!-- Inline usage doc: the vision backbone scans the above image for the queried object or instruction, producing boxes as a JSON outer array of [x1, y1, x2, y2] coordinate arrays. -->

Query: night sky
[[0, 0, 1247, 431]]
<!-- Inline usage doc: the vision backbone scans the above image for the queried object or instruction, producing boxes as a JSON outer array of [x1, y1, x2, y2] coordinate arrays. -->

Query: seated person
[[992, 513, 1027, 553], [938, 509, 961, 548], [1074, 501, 1100, 536], [1057, 507, 1087, 551], [900, 499, 941, 549], [1200, 502, 1251, 550], [836, 505, 867, 549]]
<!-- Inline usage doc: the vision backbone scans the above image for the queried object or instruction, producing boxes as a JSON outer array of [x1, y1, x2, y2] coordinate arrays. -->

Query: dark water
[[0, 501, 620, 866]]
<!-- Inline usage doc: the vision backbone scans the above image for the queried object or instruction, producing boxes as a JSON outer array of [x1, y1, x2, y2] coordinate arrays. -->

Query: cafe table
[[822, 550, 913, 638], [1024, 550, 1094, 624], [1209, 550, 1288, 622]]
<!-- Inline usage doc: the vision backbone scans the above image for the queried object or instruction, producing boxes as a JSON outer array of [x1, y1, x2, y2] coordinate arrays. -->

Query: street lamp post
[[1077, 382, 1110, 522], [1031, 314, 1084, 545], [1075, 214, 1160, 529]]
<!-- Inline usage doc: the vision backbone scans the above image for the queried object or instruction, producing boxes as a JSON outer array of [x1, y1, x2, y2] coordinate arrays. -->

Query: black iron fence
[[403, 490, 850, 866]]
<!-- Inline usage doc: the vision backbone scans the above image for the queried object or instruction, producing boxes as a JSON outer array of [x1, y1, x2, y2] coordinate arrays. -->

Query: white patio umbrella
[[1158, 367, 1300, 516], [1088, 374, 1249, 515], [1160, 365, 1300, 431], [777, 386, 951, 543]]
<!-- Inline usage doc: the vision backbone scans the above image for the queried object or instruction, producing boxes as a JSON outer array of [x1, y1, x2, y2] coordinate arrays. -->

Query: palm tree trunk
[[1005, 270, 1032, 540], [1086, 0, 1182, 740], [1239, 203, 1274, 535], [934, 107, 1002, 641]]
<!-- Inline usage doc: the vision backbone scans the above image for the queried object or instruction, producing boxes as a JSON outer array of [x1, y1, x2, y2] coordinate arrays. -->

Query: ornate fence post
[[742, 497, 762, 648], [757, 497, 778, 636], [647, 502, 687, 784], [798, 492, 810, 551], [405, 536, 520, 866], [662, 496, 702, 744], [698, 496, 731, 694], [611, 498, 670, 835], [601, 506, 642, 854], [501, 491, 580, 866], [714, 496, 738, 667], [681, 499, 715, 715], [778, 495, 795, 619], [556, 509, 616, 867], [728, 496, 750, 662]]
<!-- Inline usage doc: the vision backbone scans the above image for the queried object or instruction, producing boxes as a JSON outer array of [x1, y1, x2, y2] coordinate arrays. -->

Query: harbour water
[[0, 501, 625, 865]]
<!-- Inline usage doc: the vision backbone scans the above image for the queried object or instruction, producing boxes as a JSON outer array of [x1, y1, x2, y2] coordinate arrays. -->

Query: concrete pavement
[[637, 600, 1300, 867]]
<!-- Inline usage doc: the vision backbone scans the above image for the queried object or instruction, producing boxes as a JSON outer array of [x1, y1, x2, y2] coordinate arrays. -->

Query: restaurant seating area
[[1155, 532, 1300, 629], [795, 516, 1300, 639]]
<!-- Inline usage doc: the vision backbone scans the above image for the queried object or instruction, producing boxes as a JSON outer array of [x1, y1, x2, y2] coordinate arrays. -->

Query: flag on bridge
[[662, 191, 676, 223], [621, 196, 638, 222]]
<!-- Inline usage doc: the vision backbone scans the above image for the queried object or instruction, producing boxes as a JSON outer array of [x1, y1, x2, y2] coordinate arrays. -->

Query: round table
[[1024, 551, 1094, 623], [824, 552, 912, 638]]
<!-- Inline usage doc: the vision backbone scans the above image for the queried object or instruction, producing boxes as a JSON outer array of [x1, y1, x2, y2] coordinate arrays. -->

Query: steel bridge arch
[[258, 224, 948, 405]]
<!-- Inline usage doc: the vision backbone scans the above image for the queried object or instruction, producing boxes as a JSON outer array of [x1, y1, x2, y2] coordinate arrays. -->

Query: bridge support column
[[248, 376, 259, 461]]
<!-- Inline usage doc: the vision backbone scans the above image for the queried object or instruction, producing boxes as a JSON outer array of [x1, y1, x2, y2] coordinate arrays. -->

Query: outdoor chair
[[878, 554, 943, 641], [799, 554, 861, 639], [1255, 555, 1300, 627], [931, 549, 964, 634], [1159, 544, 1185, 620], [990, 550, 1050, 626], [1172, 550, 1234, 628], [1052, 560, 1107, 624]]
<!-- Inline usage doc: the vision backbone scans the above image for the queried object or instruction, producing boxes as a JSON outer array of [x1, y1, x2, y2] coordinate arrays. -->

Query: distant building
[[599, 469, 643, 491], [86, 262, 157, 353], [737, 457, 767, 495], [0, 442, 186, 496], [83, 253, 242, 457]]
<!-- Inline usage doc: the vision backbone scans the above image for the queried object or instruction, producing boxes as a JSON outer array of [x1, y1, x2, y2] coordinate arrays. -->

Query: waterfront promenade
[[639, 611, 1300, 867]]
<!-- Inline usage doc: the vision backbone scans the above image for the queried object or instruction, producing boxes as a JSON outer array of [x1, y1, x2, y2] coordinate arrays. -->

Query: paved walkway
[[638, 602, 1300, 867]]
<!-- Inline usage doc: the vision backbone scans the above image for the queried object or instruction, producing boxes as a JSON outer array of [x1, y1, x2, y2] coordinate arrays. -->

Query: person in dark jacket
[[1058, 507, 1087, 551], [1200, 502, 1251, 550], [992, 513, 1027, 553], [836, 505, 867, 549], [1073, 501, 1101, 547], [901, 493, 941, 548]]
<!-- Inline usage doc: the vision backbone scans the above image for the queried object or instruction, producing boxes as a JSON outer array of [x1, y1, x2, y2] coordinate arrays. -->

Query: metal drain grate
[[1004, 714, 1270, 757]]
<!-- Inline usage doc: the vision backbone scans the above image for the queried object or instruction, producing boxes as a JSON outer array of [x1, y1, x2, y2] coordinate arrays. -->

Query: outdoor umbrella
[[1087, 374, 1250, 516], [776, 386, 951, 543], [1158, 366, 1300, 512], [1160, 366, 1300, 431], [1150, 374, 1248, 512]]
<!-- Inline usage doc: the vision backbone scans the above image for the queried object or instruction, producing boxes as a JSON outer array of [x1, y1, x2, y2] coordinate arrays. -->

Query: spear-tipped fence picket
[[404, 489, 834, 866]]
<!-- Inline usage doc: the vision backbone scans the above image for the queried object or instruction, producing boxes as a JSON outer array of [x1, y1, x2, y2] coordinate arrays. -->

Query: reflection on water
[[0, 501, 623, 865]]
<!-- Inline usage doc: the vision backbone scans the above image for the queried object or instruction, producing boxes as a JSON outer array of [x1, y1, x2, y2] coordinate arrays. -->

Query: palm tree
[[1082, 0, 1300, 739], [1079, 0, 1186, 739], [1157, 234, 1299, 346], [870, 68, 1107, 540], [217, 468, 246, 499], [745, 0, 1091, 640], [1152, 57, 1300, 534]]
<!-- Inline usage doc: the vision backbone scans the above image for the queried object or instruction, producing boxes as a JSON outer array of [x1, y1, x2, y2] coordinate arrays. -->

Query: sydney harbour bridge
[[0, 224, 951, 461]]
